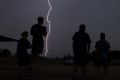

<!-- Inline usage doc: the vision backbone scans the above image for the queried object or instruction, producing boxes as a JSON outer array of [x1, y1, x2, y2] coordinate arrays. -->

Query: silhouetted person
[[94, 33, 110, 80], [30, 16, 47, 80], [72, 24, 91, 79], [30, 17, 47, 56], [16, 31, 31, 67]]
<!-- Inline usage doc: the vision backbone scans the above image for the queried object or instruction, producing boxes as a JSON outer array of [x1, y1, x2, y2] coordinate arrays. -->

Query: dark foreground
[[0, 57, 120, 80]]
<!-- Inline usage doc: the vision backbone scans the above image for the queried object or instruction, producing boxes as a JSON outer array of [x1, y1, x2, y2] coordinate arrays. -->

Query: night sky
[[0, 0, 120, 57]]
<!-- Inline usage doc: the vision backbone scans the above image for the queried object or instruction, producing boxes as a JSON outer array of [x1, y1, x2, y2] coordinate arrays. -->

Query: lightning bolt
[[45, 0, 52, 56]]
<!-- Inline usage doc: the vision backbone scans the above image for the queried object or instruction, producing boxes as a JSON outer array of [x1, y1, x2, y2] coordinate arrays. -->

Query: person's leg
[[103, 61, 109, 75], [101, 65, 109, 79], [94, 58, 101, 79], [31, 54, 39, 71], [95, 59, 101, 79], [100, 59, 109, 79], [32, 54, 40, 80], [31, 53, 39, 64], [17, 65, 27, 80], [80, 65, 87, 75], [17, 66, 22, 78], [80, 57, 88, 75], [103, 67, 108, 76], [96, 66, 101, 80], [80, 64, 88, 80], [97, 66, 100, 77], [73, 64, 78, 80]]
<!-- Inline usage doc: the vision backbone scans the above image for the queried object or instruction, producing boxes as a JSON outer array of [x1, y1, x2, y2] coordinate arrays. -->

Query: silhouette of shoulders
[[95, 40, 110, 49], [17, 38, 30, 48], [30, 24, 47, 36], [72, 31, 91, 43], [17, 38, 30, 53]]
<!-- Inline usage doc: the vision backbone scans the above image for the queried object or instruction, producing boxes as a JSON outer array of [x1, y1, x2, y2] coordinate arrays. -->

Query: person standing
[[94, 33, 110, 80], [72, 24, 91, 79], [16, 31, 32, 79], [30, 16, 47, 57], [30, 17, 47, 80], [16, 31, 31, 68]]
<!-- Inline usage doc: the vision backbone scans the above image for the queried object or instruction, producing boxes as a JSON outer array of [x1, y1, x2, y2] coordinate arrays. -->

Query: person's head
[[79, 24, 86, 32], [37, 16, 44, 24], [100, 33, 105, 40], [21, 31, 28, 38]]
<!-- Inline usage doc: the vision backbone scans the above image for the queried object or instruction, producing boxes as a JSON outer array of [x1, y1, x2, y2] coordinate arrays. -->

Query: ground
[[0, 57, 120, 80]]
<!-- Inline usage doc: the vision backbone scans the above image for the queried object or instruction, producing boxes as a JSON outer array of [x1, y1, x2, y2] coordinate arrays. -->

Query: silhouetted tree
[[0, 49, 11, 57], [110, 50, 120, 60], [63, 55, 67, 60], [56, 56, 59, 60]]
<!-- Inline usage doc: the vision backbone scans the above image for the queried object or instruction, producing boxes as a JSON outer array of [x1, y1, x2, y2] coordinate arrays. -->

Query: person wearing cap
[[16, 31, 31, 67], [72, 24, 91, 79]]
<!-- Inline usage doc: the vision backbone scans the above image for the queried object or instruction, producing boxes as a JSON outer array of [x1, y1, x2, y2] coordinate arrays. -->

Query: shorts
[[74, 55, 88, 65], [73, 46, 88, 65], [32, 43, 44, 56], [18, 56, 30, 67], [94, 58, 109, 68]]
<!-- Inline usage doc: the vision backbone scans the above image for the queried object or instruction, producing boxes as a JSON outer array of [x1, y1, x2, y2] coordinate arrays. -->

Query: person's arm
[[30, 26, 33, 35], [26, 40, 32, 49], [43, 26, 47, 37], [95, 48, 99, 60], [72, 32, 77, 40], [30, 25, 36, 35], [95, 42, 99, 60], [108, 42, 112, 62], [28, 43, 32, 49], [88, 43, 90, 54], [87, 34, 91, 54]]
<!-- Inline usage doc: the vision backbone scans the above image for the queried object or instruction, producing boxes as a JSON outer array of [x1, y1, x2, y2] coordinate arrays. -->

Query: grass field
[[0, 57, 120, 80]]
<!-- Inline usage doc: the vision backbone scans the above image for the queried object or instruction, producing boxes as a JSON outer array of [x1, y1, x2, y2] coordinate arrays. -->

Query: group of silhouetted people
[[16, 17, 47, 79], [16, 16, 111, 80], [16, 17, 47, 67], [72, 24, 110, 80]]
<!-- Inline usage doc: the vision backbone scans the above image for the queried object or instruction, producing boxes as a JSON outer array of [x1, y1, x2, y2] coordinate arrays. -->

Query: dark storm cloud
[[0, 0, 120, 57], [0, 0, 48, 54], [48, 0, 120, 57], [0, 0, 48, 38]]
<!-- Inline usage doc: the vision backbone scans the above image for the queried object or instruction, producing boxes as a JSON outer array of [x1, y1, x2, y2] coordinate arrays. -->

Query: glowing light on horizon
[[45, 0, 52, 56]]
